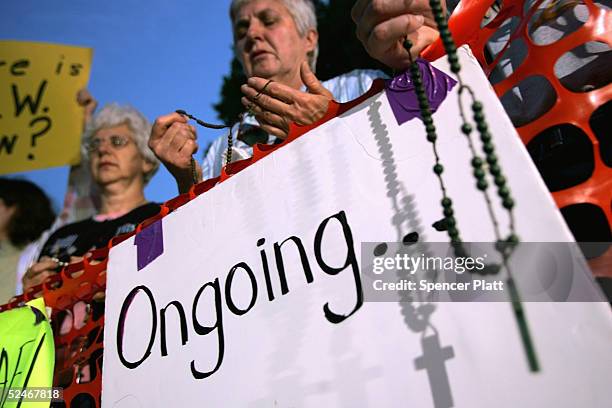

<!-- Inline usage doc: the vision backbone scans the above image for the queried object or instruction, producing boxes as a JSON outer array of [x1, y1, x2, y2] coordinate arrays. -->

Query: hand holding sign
[[76, 88, 98, 131]]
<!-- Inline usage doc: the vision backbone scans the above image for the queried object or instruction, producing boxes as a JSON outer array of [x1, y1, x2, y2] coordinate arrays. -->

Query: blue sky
[[1, 0, 236, 211]]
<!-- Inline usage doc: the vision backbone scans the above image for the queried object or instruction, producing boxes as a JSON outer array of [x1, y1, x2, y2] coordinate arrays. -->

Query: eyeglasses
[[86, 135, 131, 153]]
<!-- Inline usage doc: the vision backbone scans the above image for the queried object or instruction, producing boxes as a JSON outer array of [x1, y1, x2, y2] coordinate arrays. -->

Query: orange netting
[[1, 248, 109, 407], [426, 0, 612, 276]]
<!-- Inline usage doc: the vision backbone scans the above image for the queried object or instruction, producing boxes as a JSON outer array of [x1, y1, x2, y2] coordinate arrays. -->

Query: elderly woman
[[150, 0, 439, 192], [22, 103, 160, 290]]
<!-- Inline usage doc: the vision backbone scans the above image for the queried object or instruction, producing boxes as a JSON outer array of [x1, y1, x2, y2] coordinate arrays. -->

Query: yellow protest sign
[[0, 40, 92, 174], [0, 298, 56, 407]]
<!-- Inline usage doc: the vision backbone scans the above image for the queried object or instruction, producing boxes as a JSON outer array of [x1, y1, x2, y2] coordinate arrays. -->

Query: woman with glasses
[[22, 103, 160, 290]]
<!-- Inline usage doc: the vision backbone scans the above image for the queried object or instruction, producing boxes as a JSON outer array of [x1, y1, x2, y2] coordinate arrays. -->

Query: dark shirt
[[38, 202, 160, 261]]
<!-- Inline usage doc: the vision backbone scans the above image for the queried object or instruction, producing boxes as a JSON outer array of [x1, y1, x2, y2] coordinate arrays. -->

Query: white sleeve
[[322, 69, 389, 103], [201, 135, 227, 181]]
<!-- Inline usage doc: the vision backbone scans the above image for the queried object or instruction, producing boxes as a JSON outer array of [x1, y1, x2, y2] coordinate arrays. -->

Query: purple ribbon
[[134, 219, 164, 271], [385, 58, 457, 125]]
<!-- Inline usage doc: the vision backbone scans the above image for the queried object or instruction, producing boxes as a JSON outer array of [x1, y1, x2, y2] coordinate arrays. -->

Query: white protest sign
[[102, 48, 612, 407]]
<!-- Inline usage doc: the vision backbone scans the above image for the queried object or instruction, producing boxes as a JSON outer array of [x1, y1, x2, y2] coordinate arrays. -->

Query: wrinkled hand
[[22, 257, 60, 292], [240, 62, 333, 139], [149, 112, 201, 193], [76, 88, 98, 131], [351, 0, 445, 70], [23, 256, 87, 292]]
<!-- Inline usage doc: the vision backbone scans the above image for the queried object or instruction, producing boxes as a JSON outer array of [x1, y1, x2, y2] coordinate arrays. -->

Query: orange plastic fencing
[[1, 247, 109, 407], [426, 0, 611, 276]]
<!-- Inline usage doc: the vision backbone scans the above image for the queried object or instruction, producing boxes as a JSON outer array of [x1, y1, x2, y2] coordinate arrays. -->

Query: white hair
[[230, 0, 319, 71], [82, 103, 159, 183]]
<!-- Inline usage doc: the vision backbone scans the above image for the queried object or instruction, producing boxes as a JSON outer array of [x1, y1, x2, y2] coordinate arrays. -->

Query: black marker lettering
[[116, 286, 157, 369], [274, 236, 314, 295], [0, 135, 18, 155], [55, 55, 64, 75], [257, 238, 275, 301], [314, 211, 363, 323], [225, 262, 258, 316], [191, 278, 225, 379], [160, 301, 189, 357], [29, 116, 51, 147], [11, 80, 47, 116], [69, 63, 83, 76], [10, 59, 29, 76]]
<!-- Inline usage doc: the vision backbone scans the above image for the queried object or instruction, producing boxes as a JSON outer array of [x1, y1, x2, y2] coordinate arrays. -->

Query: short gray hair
[[230, 0, 319, 72], [82, 103, 159, 184]]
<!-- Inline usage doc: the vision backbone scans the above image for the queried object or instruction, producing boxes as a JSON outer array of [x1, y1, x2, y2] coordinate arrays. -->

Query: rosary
[[177, 79, 272, 186], [402, 0, 539, 372], [174, 109, 243, 185]]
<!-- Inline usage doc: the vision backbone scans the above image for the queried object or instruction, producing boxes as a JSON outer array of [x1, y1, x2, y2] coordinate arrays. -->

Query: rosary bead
[[489, 163, 501, 176], [473, 168, 485, 179], [494, 240, 505, 251], [507, 234, 519, 244], [425, 124, 436, 133], [498, 186, 510, 198], [441, 197, 452, 207], [448, 227, 459, 238], [477, 179, 488, 190], [423, 116, 434, 126], [472, 101, 483, 112], [435, 15, 446, 24], [486, 155, 497, 165], [494, 175, 506, 187], [461, 123, 472, 135], [442, 37, 455, 48], [503, 197, 515, 209], [426, 133, 437, 142], [433, 164, 444, 174], [473, 111, 485, 122], [447, 53, 459, 65], [450, 63, 461, 74], [445, 216, 456, 227], [471, 157, 483, 168], [432, 8, 444, 17], [483, 143, 494, 154], [443, 207, 454, 217]]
